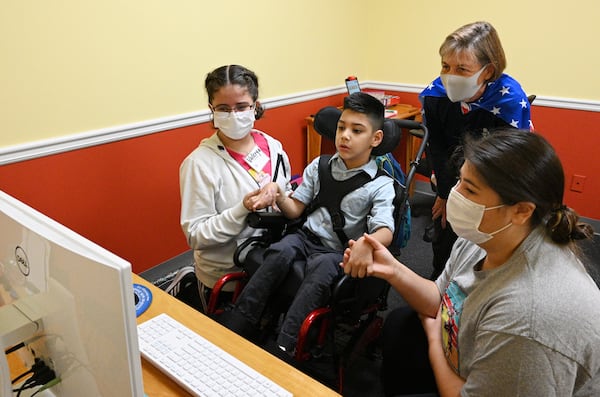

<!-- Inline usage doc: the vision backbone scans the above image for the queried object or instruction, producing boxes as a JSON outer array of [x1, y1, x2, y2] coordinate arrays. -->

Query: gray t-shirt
[[436, 227, 600, 396]]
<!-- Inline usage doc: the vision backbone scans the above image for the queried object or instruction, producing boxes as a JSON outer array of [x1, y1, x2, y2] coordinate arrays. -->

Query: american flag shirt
[[420, 73, 534, 131]]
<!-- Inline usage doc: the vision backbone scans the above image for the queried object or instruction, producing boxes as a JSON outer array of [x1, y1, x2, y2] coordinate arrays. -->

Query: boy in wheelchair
[[219, 92, 396, 356]]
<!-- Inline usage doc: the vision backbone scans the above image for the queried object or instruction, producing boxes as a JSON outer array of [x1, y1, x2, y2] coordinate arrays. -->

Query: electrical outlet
[[570, 175, 586, 193]]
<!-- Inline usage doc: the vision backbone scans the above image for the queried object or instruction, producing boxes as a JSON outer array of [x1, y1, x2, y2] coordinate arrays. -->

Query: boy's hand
[[343, 236, 374, 278], [341, 233, 398, 280]]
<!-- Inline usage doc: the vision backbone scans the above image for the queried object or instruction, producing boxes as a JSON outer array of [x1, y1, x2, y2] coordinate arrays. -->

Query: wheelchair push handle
[[392, 118, 422, 131]]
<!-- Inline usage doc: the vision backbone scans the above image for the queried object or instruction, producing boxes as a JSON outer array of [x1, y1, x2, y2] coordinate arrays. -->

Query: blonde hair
[[439, 21, 506, 81]]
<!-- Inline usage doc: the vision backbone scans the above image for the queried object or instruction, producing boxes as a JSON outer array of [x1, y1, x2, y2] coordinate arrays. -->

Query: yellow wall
[[367, 0, 600, 100], [0, 0, 369, 145], [2, 0, 599, 146]]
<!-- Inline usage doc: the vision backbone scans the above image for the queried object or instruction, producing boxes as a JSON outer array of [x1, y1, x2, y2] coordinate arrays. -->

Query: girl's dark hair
[[343, 92, 385, 131], [204, 65, 265, 119], [463, 129, 594, 247]]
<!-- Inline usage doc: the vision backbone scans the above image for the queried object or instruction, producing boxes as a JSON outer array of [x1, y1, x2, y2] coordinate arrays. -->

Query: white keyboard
[[137, 313, 292, 397]]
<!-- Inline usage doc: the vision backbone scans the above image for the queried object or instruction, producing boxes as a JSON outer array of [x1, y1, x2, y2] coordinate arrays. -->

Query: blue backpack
[[376, 153, 411, 253]]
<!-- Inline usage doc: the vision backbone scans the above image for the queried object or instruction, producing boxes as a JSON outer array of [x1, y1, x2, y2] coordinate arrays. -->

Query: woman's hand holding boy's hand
[[342, 236, 374, 278], [243, 182, 280, 211], [341, 233, 399, 281]]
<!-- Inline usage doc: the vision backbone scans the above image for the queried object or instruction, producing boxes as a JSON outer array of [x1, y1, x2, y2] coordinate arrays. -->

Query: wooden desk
[[305, 103, 421, 166], [135, 274, 340, 397]]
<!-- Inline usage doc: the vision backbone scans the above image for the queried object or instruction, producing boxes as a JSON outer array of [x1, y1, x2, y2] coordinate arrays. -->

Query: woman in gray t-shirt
[[342, 129, 600, 396]]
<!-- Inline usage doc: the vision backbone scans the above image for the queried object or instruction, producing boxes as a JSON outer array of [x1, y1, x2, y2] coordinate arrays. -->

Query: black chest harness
[[305, 155, 386, 246]]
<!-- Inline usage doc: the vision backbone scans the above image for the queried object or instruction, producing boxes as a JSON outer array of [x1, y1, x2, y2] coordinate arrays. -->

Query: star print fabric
[[420, 74, 534, 131]]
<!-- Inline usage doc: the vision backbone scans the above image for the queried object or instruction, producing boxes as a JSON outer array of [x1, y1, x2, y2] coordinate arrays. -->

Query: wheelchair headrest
[[313, 106, 401, 156]]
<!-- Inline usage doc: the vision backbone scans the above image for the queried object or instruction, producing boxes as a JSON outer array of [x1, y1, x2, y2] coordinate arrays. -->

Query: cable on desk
[[11, 358, 46, 385], [29, 377, 61, 396], [12, 358, 58, 397]]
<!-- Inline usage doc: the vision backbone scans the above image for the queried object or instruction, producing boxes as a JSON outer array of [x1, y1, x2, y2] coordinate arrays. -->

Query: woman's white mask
[[213, 109, 255, 140], [441, 65, 487, 103], [446, 185, 512, 244]]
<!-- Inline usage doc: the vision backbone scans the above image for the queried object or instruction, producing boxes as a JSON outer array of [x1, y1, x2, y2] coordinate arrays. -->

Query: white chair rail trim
[[1, 82, 598, 165]]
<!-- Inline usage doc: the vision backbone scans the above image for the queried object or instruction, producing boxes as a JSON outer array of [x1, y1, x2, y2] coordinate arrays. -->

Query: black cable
[[15, 373, 43, 397], [11, 357, 45, 384], [12, 358, 56, 397], [15, 379, 37, 397], [11, 368, 33, 385], [29, 377, 61, 396], [5, 342, 26, 355]]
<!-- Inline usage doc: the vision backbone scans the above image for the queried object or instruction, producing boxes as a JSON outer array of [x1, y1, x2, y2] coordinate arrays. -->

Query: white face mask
[[441, 65, 487, 103], [213, 109, 255, 140], [446, 185, 512, 244]]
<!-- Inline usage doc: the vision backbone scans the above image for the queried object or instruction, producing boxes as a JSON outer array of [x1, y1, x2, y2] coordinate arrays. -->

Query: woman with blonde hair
[[420, 21, 533, 280]]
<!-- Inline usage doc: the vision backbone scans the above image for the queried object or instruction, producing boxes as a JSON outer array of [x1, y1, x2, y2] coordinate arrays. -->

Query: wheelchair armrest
[[233, 236, 266, 268], [332, 274, 352, 300], [331, 274, 390, 321], [247, 212, 290, 229], [246, 212, 305, 245]]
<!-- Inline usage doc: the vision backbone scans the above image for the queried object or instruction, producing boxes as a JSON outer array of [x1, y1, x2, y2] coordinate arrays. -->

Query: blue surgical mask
[[446, 185, 511, 244]]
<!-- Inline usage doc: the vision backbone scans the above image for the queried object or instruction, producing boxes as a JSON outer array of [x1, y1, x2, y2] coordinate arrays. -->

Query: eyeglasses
[[211, 103, 255, 113]]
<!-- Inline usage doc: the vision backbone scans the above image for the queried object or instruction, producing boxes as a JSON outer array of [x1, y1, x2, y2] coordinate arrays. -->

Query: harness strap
[[306, 155, 384, 246], [272, 153, 287, 182]]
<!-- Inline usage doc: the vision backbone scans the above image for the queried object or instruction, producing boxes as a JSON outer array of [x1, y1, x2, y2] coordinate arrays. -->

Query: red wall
[[0, 95, 344, 273], [530, 105, 600, 217], [0, 92, 597, 274]]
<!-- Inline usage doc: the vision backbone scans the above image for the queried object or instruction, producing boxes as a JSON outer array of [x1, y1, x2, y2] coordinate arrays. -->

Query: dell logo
[[15, 246, 30, 276]]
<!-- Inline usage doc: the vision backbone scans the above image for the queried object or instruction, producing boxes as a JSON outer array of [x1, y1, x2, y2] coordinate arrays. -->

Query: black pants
[[430, 216, 458, 280], [224, 230, 342, 350], [381, 307, 438, 396]]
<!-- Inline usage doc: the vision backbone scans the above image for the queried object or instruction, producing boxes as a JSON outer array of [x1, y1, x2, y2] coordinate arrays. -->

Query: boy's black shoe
[[216, 308, 260, 343]]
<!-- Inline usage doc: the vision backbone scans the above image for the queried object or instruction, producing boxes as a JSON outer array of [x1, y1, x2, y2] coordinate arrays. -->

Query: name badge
[[245, 145, 269, 172], [248, 169, 271, 187]]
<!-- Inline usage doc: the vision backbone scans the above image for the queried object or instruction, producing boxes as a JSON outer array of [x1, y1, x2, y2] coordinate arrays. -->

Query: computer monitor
[[0, 190, 144, 396]]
